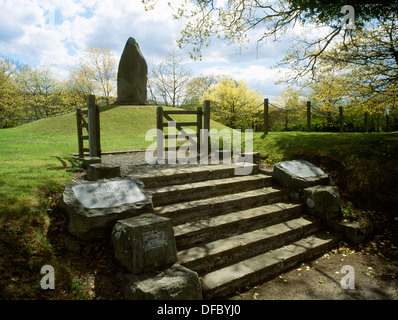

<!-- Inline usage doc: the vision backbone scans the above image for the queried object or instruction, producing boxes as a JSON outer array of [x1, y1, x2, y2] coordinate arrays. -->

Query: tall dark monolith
[[117, 37, 149, 105]]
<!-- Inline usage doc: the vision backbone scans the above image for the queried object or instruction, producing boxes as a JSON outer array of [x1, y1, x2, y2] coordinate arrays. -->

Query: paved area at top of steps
[[201, 231, 341, 299], [128, 163, 259, 188], [148, 174, 272, 206]]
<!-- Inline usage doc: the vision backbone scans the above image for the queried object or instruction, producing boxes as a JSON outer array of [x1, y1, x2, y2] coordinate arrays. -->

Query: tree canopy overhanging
[[142, 0, 397, 80]]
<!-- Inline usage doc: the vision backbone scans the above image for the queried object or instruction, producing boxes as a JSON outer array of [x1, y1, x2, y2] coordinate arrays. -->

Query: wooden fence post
[[197, 107, 202, 157], [339, 106, 344, 133], [307, 101, 311, 132], [76, 109, 84, 159], [203, 100, 211, 155], [264, 98, 269, 135], [156, 106, 164, 161], [96, 103, 101, 156], [88, 95, 99, 158]]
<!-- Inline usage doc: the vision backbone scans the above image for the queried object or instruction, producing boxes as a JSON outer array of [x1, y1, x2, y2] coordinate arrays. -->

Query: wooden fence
[[156, 101, 211, 158], [76, 95, 101, 159]]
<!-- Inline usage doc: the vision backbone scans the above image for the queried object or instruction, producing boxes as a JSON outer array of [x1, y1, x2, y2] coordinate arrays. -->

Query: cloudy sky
[[0, 0, 307, 99]]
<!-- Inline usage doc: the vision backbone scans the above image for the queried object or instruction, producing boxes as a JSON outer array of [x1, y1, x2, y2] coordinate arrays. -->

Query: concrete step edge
[[177, 216, 320, 273], [201, 231, 341, 299], [129, 163, 259, 188], [174, 203, 304, 249], [154, 187, 287, 225], [149, 174, 272, 206]]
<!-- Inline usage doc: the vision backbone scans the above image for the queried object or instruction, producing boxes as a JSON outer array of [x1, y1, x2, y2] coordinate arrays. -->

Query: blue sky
[[0, 0, 310, 99]]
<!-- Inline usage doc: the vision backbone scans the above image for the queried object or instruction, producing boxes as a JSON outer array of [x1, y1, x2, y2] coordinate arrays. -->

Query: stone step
[[154, 187, 288, 225], [129, 163, 259, 189], [174, 202, 304, 250], [149, 174, 272, 206], [177, 216, 320, 274], [201, 231, 341, 299]]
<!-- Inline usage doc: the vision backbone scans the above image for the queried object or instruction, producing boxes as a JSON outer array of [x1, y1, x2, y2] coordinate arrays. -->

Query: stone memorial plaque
[[273, 160, 329, 189], [112, 214, 177, 273], [72, 180, 147, 209], [142, 230, 167, 250], [278, 160, 325, 178]]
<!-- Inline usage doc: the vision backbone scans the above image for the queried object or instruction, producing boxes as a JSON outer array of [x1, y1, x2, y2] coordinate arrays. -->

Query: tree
[[143, 0, 397, 80], [202, 76, 263, 129], [0, 57, 23, 126], [16, 64, 63, 118], [183, 75, 218, 110], [70, 47, 117, 105], [271, 86, 306, 130], [149, 49, 193, 107], [317, 16, 398, 108]]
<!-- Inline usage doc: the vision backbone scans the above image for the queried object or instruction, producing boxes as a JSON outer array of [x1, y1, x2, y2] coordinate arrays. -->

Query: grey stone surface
[[273, 160, 328, 189], [112, 213, 177, 274], [61, 177, 153, 239], [303, 185, 342, 221], [122, 263, 202, 300], [82, 157, 101, 169], [117, 37, 149, 105], [327, 219, 374, 245], [87, 163, 121, 181], [240, 152, 261, 165]]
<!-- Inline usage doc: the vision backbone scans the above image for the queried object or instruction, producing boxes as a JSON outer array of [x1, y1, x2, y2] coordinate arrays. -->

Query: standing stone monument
[[117, 37, 149, 105]]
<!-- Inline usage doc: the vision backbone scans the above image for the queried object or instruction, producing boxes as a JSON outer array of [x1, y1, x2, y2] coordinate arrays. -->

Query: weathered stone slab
[[273, 160, 328, 189], [61, 177, 153, 239], [87, 163, 121, 181], [240, 152, 261, 165], [82, 156, 101, 169], [303, 185, 342, 221], [122, 263, 202, 300], [112, 213, 177, 274], [117, 37, 149, 105], [327, 219, 374, 245]]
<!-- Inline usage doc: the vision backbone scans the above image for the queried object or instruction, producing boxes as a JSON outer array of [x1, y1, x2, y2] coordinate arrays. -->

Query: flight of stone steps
[[133, 163, 340, 299]]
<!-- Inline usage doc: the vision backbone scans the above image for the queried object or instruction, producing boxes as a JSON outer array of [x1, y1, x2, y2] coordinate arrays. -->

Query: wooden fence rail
[[156, 103, 210, 159]]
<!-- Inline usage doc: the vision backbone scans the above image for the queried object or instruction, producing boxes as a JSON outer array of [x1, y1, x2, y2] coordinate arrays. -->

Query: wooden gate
[[76, 95, 101, 159], [156, 102, 210, 160]]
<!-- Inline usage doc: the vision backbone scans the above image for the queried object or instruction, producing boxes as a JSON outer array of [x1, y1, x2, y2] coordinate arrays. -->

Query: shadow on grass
[[48, 156, 81, 171]]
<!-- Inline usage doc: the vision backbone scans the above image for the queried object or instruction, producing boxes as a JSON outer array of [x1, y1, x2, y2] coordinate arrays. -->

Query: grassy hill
[[17, 105, 230, 151], [0, 104, 231, 219]]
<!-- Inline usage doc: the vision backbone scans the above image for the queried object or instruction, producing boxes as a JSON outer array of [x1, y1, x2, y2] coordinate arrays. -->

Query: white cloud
[[200, 63, 289, 98], [0, 0, 292, 97]]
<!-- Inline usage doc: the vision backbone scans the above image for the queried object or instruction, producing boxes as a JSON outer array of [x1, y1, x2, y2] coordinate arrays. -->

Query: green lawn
[[0, 107, 397, 299], [0, 105, 230, 298], [0, 105, 230, 220]]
